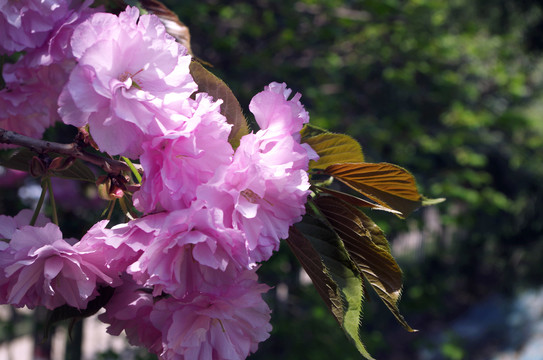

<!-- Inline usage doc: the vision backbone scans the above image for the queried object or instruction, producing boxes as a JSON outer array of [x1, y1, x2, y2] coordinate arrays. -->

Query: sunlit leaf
[[287, 217, 374, 359], [300, 123, 329, 141], [304, 133, 364, 170], [422, 196, 446, 206], [314, 195, 416, 332], [315, 186, 402, 215], [325, 162, 423, 217], [189, 61, 249, 149]]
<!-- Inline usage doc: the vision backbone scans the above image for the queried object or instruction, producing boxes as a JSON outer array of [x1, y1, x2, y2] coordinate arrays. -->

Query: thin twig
[[0, 128, 133, 174]]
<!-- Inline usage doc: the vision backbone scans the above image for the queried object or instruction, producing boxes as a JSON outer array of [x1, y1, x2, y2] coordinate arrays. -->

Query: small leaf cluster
[[287, 124, 441, 358]]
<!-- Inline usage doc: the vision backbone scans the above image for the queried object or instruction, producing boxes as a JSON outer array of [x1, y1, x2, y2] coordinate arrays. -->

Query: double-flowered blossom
[[0, 0, 75, 55], [99, 265, 271, 360], [149, 266, 271, 360], [125, 207, 249, 298], [0, 0, 96, 145], [0, 3, 318, 358], [98, 274, 163, 355], [58, 6, 198, 158], [0, 61, 73, 145], [0, 213, 119, 310], [198, 82, 318, 263], [133, 93, 233, 213]]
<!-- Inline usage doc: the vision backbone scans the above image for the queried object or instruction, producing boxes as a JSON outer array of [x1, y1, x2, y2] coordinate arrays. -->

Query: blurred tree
[[162, 0, 543, 358]]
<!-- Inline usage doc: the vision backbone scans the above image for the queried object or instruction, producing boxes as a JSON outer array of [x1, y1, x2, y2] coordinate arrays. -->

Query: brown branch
[[0, 128, 132, 174]]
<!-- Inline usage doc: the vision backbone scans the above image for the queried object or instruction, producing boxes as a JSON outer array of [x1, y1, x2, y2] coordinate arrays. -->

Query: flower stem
[[122, 156, 142, 183], [30, 180, 48, 226], [106, 200, 116, 221], [46, 177, 59, 226]]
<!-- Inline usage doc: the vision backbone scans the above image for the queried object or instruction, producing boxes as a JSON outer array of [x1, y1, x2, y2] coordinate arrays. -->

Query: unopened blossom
[[58, 6, 197, 158], [150, 267, 271, 360], [133, 93, 233, 213], [0, 222, 117, 310], [0, 0, 74, 54]]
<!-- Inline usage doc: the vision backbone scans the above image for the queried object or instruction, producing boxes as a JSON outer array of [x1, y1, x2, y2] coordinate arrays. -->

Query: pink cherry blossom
[[127, 207, 250, 298], [133, 93, 233, 213], [98, 274, 163, 354], [0, 209, 48, 240], [197, 83, 317, 263], [0, 0, 74, 54], [249, 82, 310, 135], [150, 268, 271, 360], [0, 1, 96, 145], [16, 0, 97, 68], [76, 218, 160, 275], [0, 61, 72, 146], [0, 222, 117, 310], [58, 6, 198, 158]]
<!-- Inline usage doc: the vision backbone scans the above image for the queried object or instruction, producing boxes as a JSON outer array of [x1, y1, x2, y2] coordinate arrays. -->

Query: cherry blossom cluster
[[0, 3, 316, 360]]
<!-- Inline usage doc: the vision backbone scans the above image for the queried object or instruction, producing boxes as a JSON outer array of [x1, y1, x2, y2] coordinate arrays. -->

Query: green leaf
[[422, 196, 446, 206], [51, 159, 95, 183], [0, 148, 95, 183], [314, 195, 416, 332], [0, 148, 34, 172], [304, 133, 364, 170], [189, 61, 249, 149], [325, 162, 423, 217], [300, 123, 329, 141], [287, 217, 374, 360]]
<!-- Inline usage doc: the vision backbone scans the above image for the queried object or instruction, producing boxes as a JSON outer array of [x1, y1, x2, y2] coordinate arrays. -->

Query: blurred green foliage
[[1, 0, 542, 358], [162, 0, 543, 358]]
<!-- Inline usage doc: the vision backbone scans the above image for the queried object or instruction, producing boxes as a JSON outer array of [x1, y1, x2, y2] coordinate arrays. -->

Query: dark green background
[[161, 0, 543, 358]]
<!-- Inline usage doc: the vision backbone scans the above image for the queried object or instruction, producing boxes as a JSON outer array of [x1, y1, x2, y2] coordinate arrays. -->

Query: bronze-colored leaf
[[315, 186, 402, 215], [314, 195, 416, 332], [140, 0, 192, 54], [304, 133, 364, 170], [189, 61, 249, 149], [325, 162, 423, 217]]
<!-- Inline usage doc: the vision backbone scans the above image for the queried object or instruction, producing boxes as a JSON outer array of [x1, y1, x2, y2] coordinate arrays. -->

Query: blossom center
[[118, 68, 144, 90], [212, 318, 227, 333], [240, 189, 261, 203]]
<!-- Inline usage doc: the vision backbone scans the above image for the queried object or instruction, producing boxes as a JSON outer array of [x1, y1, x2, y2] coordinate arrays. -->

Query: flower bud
[[76, 126, 99, 151], [97, 176, 113, 200], [30, 156, 47, 178], [49, 156, 76, 172], [96, 175, 126, 200]]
